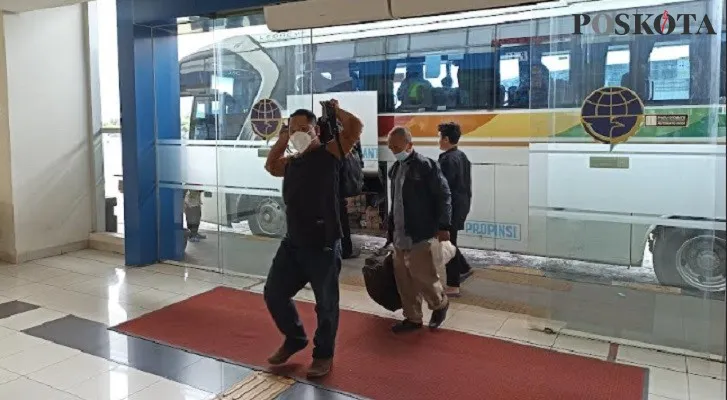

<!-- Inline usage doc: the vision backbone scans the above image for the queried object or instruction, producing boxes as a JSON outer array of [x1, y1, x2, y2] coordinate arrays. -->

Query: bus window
[[313, 60, 355, 93], [352, 59, 394, 112], [190, 96, 216, 140], [392, 59, 434, 111], [391, 54, 465, 111], [459, 51, 496, 110], [604, 45, 630, 87], [498, 47, 527, 108], [647, 41, 691, 102], [540, 50, 570, 108], [313, 42, 355, 93]]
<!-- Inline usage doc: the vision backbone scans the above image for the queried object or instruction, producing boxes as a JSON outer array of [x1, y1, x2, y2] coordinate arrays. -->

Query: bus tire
[[652, 228, 726, 293], [247, 197, 286, 238]]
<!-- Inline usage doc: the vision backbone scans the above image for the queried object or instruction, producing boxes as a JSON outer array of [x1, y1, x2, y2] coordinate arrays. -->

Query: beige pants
[[393, 240, 448, 324]]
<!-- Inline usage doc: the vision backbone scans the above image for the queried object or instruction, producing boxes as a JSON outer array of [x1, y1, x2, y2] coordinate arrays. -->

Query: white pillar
[[0, 4, 102, 263]]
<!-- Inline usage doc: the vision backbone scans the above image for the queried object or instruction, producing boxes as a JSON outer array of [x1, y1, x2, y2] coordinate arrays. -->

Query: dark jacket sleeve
[[386, 163, 397, 244], [428, 160, 452, 231], [439, 153, 458, 191]]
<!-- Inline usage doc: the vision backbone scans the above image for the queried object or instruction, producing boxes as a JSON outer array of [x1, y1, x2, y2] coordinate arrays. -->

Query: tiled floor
[[0, 249, 723, 400]]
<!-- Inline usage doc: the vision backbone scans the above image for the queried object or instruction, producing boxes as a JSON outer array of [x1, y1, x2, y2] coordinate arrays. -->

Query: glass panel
[[140, 1, 725, 366], [211, 14, 313, 277], [533, 1, 725, 360], [154, 18, 223, 271]]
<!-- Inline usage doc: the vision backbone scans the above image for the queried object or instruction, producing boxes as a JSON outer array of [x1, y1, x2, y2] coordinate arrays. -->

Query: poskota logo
[[573, 10, 717, 35]]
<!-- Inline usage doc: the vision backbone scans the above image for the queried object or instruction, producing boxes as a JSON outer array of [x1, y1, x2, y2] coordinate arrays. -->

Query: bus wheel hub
[[256, 199, 285, 236], [675, 235, 726, 291]]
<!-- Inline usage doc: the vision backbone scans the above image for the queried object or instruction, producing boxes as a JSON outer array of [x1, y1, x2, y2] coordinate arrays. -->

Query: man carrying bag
[[337, 137, 364, 259]]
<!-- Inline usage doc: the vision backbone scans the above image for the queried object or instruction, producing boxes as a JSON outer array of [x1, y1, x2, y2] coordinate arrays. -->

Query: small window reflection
[[605, 45, 630, 87], [648, 42, 690, 101]]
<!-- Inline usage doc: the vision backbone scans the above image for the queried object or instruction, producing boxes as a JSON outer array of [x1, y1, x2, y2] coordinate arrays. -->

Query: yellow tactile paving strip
[[472, 269, 573, 292], [611, 280, 682, 294], [216, 371, 295, 400], [487, 265, 546, 276]]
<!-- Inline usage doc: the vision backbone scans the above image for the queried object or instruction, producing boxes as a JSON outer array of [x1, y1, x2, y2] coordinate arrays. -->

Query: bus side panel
[[528, 148, 635, 266], [494, 165, 528, 253], [457, 164, 496, 250], [529, 143, 727, 266], [200, 192, 229, 226], [531, 143, 726, 220]]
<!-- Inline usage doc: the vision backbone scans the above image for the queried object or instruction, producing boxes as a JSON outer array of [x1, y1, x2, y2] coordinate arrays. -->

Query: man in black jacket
[[386, 126, 452, 333], [263, 100, 362, 378], [438, 122, 473, 297]]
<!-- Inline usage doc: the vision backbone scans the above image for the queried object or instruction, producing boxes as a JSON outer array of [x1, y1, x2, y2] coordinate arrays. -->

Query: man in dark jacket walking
[[438, 122, 473, 297], [386, 126, 452, 333]]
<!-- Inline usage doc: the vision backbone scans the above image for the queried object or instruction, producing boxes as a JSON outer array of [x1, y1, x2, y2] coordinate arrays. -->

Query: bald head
[[387, 126, 413, 159]]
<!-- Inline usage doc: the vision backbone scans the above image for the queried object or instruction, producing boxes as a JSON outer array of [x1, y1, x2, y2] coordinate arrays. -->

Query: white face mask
[[290, 131, 313, 153], [394, 150, 411, 162]]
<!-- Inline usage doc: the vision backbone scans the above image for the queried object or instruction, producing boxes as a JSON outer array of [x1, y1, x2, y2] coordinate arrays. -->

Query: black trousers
[[264, 238, 342, 359], [339, 199, 353, 257], [445, 229, 471, 287]]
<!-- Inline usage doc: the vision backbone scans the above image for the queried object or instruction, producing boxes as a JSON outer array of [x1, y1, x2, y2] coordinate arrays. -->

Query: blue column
[[154, 26, 185, 262], [117, 0, 182, 265]]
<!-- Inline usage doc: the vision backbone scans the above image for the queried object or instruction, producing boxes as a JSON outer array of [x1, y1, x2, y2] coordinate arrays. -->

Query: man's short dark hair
[[290, 109, 317, 124], [439, 122, 462, 144]]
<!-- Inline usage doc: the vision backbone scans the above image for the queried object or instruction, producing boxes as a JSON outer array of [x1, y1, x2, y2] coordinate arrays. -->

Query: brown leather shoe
[[267, 343, 306, 365], [306, 358, 333, 379]]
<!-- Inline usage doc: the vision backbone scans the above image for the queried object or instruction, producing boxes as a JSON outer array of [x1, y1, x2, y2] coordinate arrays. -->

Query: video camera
[[317, 100, 340, 145]]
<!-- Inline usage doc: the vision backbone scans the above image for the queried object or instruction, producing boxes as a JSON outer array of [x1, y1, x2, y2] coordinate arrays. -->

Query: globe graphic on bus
[[580, 86, 644, 144], [250, 98, 284, 141]]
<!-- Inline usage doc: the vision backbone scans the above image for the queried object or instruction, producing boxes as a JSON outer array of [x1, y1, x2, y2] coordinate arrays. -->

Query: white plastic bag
[[431, 239, 457, 268]]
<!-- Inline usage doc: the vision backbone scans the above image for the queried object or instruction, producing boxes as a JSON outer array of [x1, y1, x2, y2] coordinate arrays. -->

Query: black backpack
[[335, 138, 364, 198]]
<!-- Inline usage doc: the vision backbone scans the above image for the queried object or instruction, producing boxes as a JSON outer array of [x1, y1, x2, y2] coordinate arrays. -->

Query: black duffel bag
[[362, 250, 401, 312]]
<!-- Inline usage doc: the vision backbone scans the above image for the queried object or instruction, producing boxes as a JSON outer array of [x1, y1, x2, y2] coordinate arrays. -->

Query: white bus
[[165, 0, 726, 292]]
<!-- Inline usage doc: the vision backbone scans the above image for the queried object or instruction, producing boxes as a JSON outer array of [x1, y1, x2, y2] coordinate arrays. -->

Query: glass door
[[209, 14, 314, 278], [154, 18, 223, 272]]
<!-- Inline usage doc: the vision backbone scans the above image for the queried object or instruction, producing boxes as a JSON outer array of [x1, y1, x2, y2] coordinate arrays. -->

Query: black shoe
[[391, 320, 423, 334], [429, 302, 450, 329]]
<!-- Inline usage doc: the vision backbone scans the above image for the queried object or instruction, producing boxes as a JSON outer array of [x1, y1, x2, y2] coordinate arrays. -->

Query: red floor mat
[[114, 287, 647, 400]]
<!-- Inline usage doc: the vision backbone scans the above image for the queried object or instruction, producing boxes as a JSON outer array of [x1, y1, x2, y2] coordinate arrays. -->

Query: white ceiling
[[1, 0, 88, 13]]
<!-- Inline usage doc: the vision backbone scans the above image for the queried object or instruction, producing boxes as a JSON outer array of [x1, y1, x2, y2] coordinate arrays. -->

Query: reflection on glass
[[605, 46, 630, 87], [648, 42, 690, 101], [144, 2, 726, 359]]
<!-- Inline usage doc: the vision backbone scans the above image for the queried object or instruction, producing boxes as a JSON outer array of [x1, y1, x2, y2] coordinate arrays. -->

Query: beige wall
[[0, 4, 100, 262]]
